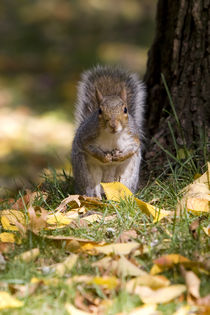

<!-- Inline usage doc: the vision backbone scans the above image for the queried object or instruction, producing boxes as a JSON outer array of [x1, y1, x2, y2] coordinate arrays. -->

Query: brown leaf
[[189, 218, 200, 239], [27, 206, 48, 234], [115, 230, 138, 243], [12, 190, 47, 210], [180, 265, 200, 299], [55, 195, 81, 212]]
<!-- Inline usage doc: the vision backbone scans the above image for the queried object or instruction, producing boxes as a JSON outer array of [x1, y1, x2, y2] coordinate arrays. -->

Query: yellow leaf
[[91, 276, 119, 289], [101, 182, 133, 201], [47, 213, 72, 225], [186, 197, 209, 214], [177, 164, 210, 215], [150, 254, 190, 275], [129, 284, 186, 304], [172, 305, 193, 315], [15, 248, 40, 263], [101, 182, 172, 222], [95, 242, 140, 256], [52, 254, 78, 277], [0, 210, 25, 231], [126, 274, 170, 291], [135, 198, 172, 222], [0, 232, 16, 243], [203, 225, 210, 236], [181, 266, 200, 299], [65, 303, 92, 315], [0, 291, 23, 310], [31, 277, 59, 286], [128, 304, 157, 315], [82, 214, 102, 223]]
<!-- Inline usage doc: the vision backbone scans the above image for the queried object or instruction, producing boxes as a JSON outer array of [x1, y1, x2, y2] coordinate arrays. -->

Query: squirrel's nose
[[109, 119, 118, 131]]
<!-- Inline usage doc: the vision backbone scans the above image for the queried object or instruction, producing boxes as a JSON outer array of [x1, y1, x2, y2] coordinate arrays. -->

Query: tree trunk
[[144, 0, 210, 165]]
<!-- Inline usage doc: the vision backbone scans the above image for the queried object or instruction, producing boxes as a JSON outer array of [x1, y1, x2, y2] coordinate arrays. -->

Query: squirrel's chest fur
[[93, 128, 132, 153]]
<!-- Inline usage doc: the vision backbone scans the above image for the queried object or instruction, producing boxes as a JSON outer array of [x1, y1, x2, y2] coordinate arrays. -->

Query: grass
[[0, 80, 209, 313], [0, 153, 209, 314]]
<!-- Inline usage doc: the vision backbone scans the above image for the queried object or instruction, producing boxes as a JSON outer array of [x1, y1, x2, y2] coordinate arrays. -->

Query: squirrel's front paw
[[112, 149, 123, 161], [103, 153, 112, 163]]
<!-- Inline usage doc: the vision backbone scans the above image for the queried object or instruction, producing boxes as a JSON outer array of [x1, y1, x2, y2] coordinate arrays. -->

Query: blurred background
[[0, 0, 156, 197]]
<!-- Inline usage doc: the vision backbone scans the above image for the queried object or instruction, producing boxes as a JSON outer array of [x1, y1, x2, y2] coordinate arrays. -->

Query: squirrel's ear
[[95, 88, 103, 104], [120, 86, 127, 103]]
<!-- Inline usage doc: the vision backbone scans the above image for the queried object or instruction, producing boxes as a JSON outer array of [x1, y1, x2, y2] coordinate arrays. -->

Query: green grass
[[0, 154, 209, 314]]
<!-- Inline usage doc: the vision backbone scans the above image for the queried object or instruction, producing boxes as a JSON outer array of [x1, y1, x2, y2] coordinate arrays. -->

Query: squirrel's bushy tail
[[75, 65, 146, 134]]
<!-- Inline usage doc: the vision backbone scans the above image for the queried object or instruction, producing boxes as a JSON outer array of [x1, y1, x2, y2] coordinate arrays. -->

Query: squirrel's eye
[[124, 107, 127, 114], [98, 108, 102, 115]]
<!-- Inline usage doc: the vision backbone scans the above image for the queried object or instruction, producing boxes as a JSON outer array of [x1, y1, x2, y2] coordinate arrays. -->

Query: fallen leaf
[[0, 232, 20, 244], [9, 282, 40, 298], [65, 303, 92, 315], [196, 294, 210, 306], [126, 274, 170, 291], [0, 291, 23, 310], [172, 305, 194, 315], [189, 219, 201, 239], [46, 212, 72, 226], [177, 163, 210, 215], [126, 304, 158, 315], [127, 284, 186, 304], [116, 230, 138, 242], [82, 213, 103, 223], [0, 242, 15, 254], [203, 225, 210, 237], [55, 195, 81, 212], [0, 210, 25, 231], [180, 266, 200, 299], [12, 190, 47, 210], [15, 248, 40, 263], [150, 254, 190, 275], [92, 256, 147, 277], [101, 182, 172, 222], [94, 242, 140, 256], [27, 206, 48, 234], [51, 254, 78, 277], [90, 276, 119, 289]]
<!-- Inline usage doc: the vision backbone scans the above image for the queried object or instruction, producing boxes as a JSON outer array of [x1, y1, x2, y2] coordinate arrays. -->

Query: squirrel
[[71, 65, 145, 198]]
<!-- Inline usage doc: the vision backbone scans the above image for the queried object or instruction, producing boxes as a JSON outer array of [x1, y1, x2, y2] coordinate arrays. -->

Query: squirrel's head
[[95, 87, 128, 134]]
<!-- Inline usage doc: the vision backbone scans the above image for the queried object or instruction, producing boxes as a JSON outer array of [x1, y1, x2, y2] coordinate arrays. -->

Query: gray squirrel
[[71, 65, 145, 198]]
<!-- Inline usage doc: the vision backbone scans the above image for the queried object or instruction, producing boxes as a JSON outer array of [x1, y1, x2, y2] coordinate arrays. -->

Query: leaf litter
[[0, 166, 210, 313]]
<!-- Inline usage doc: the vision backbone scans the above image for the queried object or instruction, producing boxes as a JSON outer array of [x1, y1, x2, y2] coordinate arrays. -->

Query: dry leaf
[[0, 232, 20, 244], [116, 230, 138, 242], [203, 225, 210, 237], [92, 256, 147, 277], [180, 266, 200, 299], [127, 284, 186, 304], [150, 254, 190, 275], [177, 164, 210, 215], [189, 219, 201, 239], [46, 212, 72, 226], [27, 206, 48, 234], [0, 291, 23, 310], [51, 254, 78, 277], [126, 274, 170, 291], [15, 248, 40, 263], [101, 182, 172, 222], [55, 195, 81, 212], [82, 213, 103, 223], [12, 190, 47, 210], [90, 276, 119, 289], [0, 210, 25, 231], [172, 305, 193, 315], [126, 304, 158, 315], [65, 303, 92, 315], [94, 242, 140, 256]]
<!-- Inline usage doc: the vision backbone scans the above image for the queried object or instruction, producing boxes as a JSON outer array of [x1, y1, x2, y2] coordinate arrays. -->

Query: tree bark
[[144, 0, 210, 164]]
